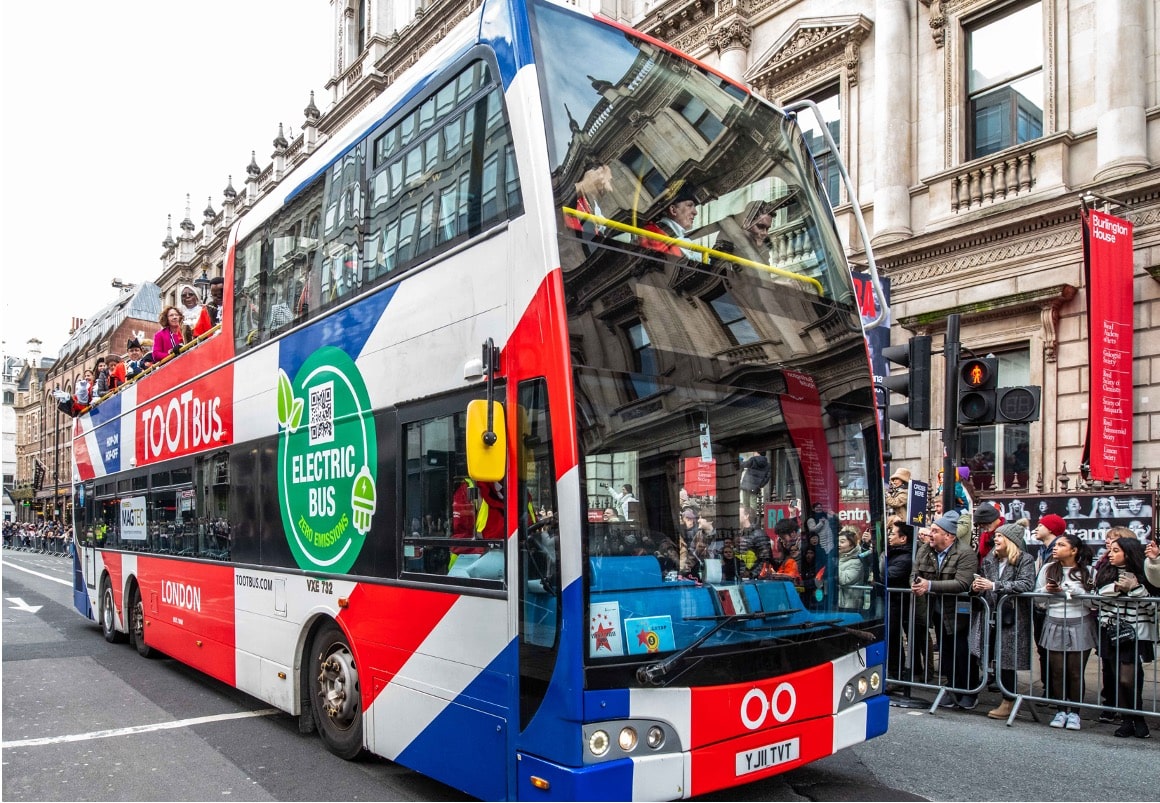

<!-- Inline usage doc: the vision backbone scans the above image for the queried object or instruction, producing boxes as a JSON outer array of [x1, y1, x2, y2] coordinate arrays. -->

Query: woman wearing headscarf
[[177, 284, 205, 332], [969, 523, 1036, 720]]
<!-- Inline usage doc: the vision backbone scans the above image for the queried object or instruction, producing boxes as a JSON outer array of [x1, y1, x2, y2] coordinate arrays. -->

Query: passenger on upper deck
[[177, 284, 205, 331], [640, 181, 699, 260], [153, 306, 191, 362], [124, 338, 149, 380], [712, 200, 775, 266], [194, 277, 224, 337]]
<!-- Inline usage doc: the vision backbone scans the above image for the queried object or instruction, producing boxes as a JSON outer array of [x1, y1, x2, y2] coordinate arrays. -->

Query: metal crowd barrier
[[886, 586, 1160, 725]]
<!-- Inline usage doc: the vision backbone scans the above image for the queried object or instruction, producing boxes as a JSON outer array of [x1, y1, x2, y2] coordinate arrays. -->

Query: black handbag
[[1107, 620, 1137, 645]]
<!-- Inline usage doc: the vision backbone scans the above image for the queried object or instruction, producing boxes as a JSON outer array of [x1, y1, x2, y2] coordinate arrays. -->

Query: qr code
[[309, 381, 334, 445]]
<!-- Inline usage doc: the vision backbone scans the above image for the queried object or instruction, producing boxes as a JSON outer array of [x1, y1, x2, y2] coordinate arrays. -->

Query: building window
[[959, 348, 1032, 492], [626, 322, 660, 399], [795, 86, 840, 207], [709, 291, 759, 345], [967, 2, 1043, 159], [672, 91, 724, 142]]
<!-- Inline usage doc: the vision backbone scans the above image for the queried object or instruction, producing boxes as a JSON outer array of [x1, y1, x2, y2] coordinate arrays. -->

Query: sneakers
[[1065, 713, 1081, 731], [1049, 711, 1068, 728], [1133, 718, 1151, 739], [1097, 710, 1117, 723], [1114, 722, 1136, 738], [957, 694, 978, 711]]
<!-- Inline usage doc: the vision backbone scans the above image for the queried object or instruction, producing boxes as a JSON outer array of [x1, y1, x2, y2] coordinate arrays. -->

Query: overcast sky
[[1, 0, 333, 360]]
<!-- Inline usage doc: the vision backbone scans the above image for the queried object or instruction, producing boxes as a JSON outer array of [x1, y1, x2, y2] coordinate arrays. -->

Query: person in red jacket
[[640, 181, 699, 259], [451, 478, 505, 554]]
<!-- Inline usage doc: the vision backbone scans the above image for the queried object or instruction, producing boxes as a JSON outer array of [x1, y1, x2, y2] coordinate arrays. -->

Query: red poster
[[683, 457, 717, 497], [780, 370, 839, 511], [1085, 210, 1134, 482]]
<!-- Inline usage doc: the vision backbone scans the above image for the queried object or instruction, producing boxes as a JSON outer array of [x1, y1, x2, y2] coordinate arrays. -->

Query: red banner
[[683, 457, 717, 497], [1085, 210, 1134, 482], [780, 370, 839, 511], [136, 366, 235, 466]]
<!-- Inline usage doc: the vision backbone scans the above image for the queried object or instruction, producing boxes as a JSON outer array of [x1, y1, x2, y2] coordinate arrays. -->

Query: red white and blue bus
[[70, 0, 888, 798]]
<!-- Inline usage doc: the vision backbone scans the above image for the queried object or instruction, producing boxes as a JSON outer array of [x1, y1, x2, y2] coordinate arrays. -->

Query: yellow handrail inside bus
[[563, 207, 825, 294], [79, 323, 223, 414]]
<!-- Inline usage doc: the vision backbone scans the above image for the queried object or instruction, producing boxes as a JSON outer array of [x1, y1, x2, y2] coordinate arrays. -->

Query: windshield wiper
[[636, 610, 798, 686]]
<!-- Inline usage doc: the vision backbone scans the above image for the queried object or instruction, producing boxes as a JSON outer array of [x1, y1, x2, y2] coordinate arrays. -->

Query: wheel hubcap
[[317, 646, 359, 727]]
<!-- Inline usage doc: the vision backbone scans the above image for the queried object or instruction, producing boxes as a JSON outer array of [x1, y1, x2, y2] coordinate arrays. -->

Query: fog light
[[843, 684, 855, 703], [869, 670, 881, 691], [857, 677, 869, 696], [589, 730, 610, 757], [646, 726, 665, 749], [618, 727, 638, 752]]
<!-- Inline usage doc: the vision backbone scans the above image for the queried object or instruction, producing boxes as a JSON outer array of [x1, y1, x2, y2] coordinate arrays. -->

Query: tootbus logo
[[276, 347, 377, 574], [740, 683, 797, 730]]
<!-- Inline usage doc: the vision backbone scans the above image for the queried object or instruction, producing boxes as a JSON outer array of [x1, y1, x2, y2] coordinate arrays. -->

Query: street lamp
[[194, 268, 212, 302]]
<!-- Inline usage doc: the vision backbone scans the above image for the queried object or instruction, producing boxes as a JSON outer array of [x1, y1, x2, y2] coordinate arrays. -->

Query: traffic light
[[995, 386, 1042, 424], [882, 335, 932, 430], [958, 356, 998, 425]]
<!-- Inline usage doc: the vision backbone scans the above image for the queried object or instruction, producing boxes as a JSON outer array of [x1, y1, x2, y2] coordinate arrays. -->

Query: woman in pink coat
[[153, 306, 191, 362]]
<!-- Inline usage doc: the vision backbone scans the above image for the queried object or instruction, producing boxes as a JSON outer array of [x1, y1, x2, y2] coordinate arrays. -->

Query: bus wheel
[[129, 587, 155, 659], [100, 579, 124, 643], [309, 621, 363, 759]]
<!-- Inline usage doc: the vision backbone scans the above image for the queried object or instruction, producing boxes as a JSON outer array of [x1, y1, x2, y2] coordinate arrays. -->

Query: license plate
[[735, 737, 800, 776]]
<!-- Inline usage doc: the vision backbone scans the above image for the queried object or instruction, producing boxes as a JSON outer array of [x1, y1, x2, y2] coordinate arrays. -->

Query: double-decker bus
[[69, 0, 888, 798]]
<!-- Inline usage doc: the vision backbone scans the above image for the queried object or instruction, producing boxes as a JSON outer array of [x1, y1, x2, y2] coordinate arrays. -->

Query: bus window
[[401, 401, 506, 586]]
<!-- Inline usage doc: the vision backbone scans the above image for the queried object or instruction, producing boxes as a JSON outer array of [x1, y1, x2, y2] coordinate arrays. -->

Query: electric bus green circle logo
[[276, 346, 377, 573]]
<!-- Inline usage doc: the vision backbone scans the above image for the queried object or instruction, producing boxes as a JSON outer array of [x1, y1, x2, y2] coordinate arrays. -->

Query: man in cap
[[124, 338, 147, 380], [971, 502, 1003, 562], [641, 181, 699, 259], [911, 508, 980, 708]]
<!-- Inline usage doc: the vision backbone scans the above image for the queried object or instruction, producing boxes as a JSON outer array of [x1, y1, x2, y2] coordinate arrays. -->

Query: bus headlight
[[588, 729, 610, 757], [618, 727, 638, 752], [646, 726, 665, 749], [869, 670, 881, 691], [856, 677, 869, 696]]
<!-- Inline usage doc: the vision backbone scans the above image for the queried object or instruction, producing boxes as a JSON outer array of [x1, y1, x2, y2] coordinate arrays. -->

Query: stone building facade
[[622, 0, 1159, 495]]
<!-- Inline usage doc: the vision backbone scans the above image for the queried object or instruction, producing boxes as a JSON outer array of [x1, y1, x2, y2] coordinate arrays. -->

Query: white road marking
[[1, 709, 281, 749], [6, 596, 43, 613], [1, 558, 73, 587]]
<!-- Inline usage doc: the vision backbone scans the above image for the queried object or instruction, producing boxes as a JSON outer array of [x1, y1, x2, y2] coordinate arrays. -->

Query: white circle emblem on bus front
[[740, 682, 797, 730]]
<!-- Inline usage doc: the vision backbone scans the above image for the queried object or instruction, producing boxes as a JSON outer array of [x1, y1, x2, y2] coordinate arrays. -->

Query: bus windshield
[[533, 0, 883, 687]]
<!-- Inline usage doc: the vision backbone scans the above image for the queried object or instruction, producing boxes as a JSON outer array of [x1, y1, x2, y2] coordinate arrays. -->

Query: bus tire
[[309, 620, 363, 759], [129, 586, 156, 659], [100, 578, 124, 643]]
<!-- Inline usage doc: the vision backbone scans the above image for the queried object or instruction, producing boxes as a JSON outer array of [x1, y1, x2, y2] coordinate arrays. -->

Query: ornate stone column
[[872, 0, 912, 244], [708, 19, 751, 84], [1094, 0, 1149, 180]]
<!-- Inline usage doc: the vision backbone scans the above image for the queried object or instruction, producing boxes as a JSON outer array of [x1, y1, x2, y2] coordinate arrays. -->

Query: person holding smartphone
[[1034, 532, 1096, 731], [911, 510, 980, 709]]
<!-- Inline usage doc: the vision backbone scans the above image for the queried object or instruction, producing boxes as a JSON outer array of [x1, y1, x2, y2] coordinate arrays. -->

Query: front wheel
[[129, 587, 155, 658], [100, 579, 124, 643], [309, 620, 363, 759]]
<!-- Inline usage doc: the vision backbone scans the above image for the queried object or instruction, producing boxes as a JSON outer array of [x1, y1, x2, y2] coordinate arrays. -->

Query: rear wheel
[[309, 620, 363, 759], [129, 587, 155, 658], [100, 579, 124, 643]]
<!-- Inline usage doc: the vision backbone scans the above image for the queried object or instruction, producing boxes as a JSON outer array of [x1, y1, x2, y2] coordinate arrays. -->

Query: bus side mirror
[[466, 399, 506, 482]]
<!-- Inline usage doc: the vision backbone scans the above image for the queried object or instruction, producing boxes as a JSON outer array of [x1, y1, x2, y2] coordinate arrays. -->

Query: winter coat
[[838, 550, 866, 609], [912, 538, 978, 633], [969, 550, 1036, 669]]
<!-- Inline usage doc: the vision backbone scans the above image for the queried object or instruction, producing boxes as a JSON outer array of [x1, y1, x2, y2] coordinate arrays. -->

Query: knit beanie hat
[[1038, 513, 1066, 536], [995, 523, 1026, 551], [973, 503, 1001, 525], [933, 510, 960, 533]]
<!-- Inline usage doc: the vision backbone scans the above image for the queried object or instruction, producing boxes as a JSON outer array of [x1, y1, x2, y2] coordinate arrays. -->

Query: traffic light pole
[[942, 314, 960, 514]]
